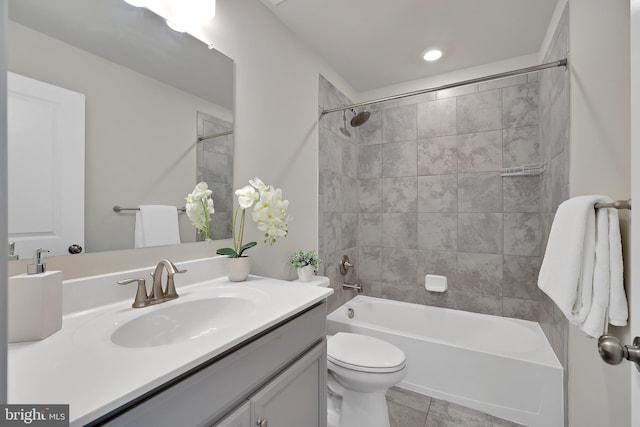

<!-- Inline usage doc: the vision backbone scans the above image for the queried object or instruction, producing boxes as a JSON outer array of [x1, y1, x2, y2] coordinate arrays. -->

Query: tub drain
[[347, 308, 355, 318]]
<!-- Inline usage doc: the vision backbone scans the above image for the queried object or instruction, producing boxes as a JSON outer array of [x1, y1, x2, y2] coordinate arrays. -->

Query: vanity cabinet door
[[250, 341, 327, 427], [214, 401, 251, 427]]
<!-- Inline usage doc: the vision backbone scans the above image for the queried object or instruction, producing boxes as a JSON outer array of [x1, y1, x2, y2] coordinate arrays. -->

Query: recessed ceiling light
[[423, 49, 443, 62]]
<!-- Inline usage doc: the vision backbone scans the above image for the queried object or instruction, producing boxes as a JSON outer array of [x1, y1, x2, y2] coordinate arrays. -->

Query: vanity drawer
[[96, 302, 327, 427]]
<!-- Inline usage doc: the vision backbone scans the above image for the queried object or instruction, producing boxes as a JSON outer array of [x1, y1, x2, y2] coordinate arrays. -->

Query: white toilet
[[292, 276, 407, 427], [327, 333, 407, 427]]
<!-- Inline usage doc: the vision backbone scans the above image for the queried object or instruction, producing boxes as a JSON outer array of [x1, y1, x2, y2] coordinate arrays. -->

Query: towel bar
[[113, 205, 186, 213], [594, 199, 631, 210]]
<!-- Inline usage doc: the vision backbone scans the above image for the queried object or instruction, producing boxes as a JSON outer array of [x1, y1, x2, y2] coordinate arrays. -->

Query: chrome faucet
[[118, 259, 187, 308]]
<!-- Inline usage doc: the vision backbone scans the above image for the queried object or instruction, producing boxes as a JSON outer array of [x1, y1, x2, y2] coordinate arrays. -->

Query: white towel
[[538, 195, 628, 337], [134, 205, 181, 248]]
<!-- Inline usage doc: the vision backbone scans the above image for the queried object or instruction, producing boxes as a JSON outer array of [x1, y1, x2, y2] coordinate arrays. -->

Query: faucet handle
[[118, 278, 148, 308], [163, 260, 186, 300], [166, 259, 187, 275]]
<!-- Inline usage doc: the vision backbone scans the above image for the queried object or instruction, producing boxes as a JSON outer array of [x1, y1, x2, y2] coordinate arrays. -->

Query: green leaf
[[238, 241, 257, 256], [216, 247, 239, 257]]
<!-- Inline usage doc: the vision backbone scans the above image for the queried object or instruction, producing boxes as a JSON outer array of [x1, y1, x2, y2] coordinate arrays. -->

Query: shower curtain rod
[[321, 58, 567, 115], [198, 130, 233, 142]]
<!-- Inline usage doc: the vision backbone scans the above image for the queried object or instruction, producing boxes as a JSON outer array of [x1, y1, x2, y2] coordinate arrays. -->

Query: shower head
[[350, 109, 371, 127], [339, 109, 351, 137]]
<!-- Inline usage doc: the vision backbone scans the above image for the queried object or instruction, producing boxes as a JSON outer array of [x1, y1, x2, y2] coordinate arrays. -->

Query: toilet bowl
[[327, 332, 407, 427], [290, 276, 407, 427]]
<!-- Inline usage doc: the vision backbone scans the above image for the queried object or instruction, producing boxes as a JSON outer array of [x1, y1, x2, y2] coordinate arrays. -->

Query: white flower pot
[[296, 265, 314, 282], [227, 257, 250, 282]]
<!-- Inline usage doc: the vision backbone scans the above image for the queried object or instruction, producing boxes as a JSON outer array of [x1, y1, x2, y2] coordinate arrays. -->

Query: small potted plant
[[289, 250, 319, 282]]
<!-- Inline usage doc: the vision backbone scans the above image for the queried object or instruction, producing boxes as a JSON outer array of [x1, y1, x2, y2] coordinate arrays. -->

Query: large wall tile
[[457, 130, 502, 172], [418, 174, 457, 213], [457, 89, 502, 133], [503, 125, 540, 168], [503, 176, 541, 212], [383, 140, 418, 177], [383, 177, 418, 213], [458, 213, 503, 254], [503, 82, 539, 129], [342, 141, 358, 179], [417, 136, 458, 176], [478, 74, 528, 92], [382, 248, 418, 287], [503, 297, 539, 321], [418, 213, 457, 251], [359, 246, 382, 281], [458, 172, 502, 212], [383, 213, 418, 249], [417, 98, 456, 138], [358, 179, 382, 213], [382, 104, 417, 143], [341, 213, 358, 249], [358, 213, 382, 247], [454, 252, 503, 296], [418, 250, 457, 286], [358, 144, 382, 179], [357, 110, 382, 145], [503, 255, 541, 300], [452, 291, 502, 316], [436, 84, 478, 100], [504, 212, 541, 256]]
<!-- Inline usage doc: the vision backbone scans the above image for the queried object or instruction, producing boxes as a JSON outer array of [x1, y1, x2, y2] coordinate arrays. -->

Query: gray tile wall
[[538, 4, 570, 375], [352, 74, 543, 320], [196, 111, 233, 240], [318, 76, 360, 311], [319, 10, 570, 327]]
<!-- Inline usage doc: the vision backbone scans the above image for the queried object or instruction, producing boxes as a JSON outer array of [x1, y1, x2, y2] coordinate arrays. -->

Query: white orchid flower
[[235, 185, 259, 209]]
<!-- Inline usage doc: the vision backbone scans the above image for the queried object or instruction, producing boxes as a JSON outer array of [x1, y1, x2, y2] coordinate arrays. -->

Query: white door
[[7, 72, 85, 258], [631, 1, 640, 426]]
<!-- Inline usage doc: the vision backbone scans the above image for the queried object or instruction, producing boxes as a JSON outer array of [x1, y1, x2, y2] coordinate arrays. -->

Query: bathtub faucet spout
[[342, 282, 363, 293]]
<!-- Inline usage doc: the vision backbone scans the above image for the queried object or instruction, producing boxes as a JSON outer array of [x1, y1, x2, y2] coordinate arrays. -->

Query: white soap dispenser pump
[[27, 248, 49, 274], [8, 248, 63, 343]]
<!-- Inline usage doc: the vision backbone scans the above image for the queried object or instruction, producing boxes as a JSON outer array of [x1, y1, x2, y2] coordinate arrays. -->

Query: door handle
[[597, 335, 640, 372]]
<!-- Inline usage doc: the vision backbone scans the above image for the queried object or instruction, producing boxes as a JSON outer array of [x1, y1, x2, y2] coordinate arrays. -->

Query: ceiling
[[259, 0, 559, 92]]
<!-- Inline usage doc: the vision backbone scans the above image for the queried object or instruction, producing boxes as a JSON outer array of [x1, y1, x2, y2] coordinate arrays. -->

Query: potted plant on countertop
[[216, 177, 291, 281], [289, 250, 319, 282]]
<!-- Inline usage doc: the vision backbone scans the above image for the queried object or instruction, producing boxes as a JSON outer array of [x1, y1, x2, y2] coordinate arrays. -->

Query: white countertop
[[8, 258, 332, 426]]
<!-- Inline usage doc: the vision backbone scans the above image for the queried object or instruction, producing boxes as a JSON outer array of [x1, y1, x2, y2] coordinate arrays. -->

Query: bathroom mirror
[[6, 0, 234, 258]]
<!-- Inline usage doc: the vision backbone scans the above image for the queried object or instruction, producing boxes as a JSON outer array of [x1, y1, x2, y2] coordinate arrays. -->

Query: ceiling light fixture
[[121, 0, 216, 45], [423, 49, 443, 62]]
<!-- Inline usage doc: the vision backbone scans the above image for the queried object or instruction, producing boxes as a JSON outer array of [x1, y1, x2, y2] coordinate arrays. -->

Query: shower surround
[[319, 73, 544, 320]]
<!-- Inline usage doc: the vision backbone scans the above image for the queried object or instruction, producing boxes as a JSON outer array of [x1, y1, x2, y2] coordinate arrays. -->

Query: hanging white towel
[[537, 195, 628, 337], [134, 205, 181, 248]]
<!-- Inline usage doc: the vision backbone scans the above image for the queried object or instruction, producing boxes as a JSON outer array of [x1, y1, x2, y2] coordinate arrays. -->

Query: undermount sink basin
[[111, 297, 256, 348]]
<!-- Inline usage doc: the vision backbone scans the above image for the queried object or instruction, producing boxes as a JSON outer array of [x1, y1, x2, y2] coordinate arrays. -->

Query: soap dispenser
[[8, 248, 63, 343]]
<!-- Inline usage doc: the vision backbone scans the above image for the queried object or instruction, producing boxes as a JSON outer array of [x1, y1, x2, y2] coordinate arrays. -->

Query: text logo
[[0, 405, 68, 426]]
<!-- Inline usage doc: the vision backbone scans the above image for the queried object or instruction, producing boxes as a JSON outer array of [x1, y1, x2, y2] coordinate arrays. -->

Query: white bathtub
[[327, 296, 563, 427]]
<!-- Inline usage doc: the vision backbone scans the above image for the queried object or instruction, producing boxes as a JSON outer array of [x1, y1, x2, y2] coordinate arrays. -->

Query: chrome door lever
[[597, 335, 640, 372]]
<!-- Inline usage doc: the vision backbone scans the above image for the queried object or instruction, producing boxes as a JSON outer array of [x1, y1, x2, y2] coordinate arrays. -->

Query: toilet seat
[[327, 332, 406, 373]]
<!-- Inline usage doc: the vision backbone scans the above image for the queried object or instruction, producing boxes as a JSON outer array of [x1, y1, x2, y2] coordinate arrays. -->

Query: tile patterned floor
[[386, 387, 524, 427]]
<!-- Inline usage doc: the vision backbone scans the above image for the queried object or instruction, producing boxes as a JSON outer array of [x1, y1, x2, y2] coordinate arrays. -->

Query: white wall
[[195, 0, 356, 279], [7, 21, 232, 253], [567, 1, 631, 426]]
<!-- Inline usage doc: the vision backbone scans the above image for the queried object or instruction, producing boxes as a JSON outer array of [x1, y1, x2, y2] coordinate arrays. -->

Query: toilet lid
[[327, 332, 406, 373]]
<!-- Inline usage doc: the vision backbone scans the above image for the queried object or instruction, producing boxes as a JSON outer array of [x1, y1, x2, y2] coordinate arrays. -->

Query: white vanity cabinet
[[99, 303, 327, 427]]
